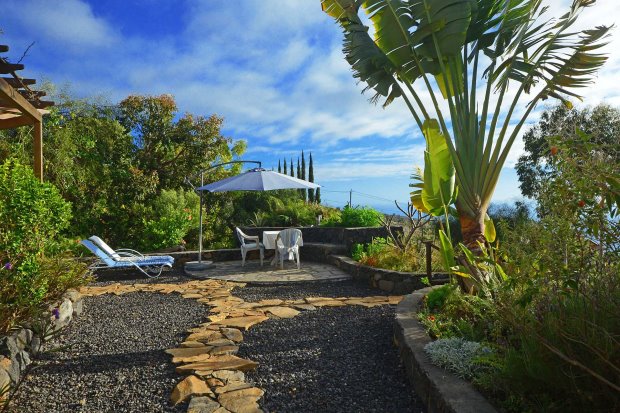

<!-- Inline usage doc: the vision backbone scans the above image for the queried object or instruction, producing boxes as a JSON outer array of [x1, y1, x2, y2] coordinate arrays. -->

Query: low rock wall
[[239, 226, 403, 251], [328, 255, 448, 294], [0, 290, 83, 397], [394, 288, 498, 413]]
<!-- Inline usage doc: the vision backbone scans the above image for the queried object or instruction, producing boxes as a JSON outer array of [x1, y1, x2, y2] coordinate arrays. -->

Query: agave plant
[[321, 0, 611, 250]]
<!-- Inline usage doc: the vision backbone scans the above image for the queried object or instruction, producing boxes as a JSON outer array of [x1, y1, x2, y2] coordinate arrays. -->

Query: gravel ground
[[236, 281, 425, 413], [11, 292, 207, 413]]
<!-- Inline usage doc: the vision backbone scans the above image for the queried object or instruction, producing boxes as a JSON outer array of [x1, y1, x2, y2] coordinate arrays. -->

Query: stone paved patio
[[183, 260, 351, 284]]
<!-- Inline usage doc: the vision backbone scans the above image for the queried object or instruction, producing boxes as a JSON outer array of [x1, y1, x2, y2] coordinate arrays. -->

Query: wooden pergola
[[0, 44, 54, 181]]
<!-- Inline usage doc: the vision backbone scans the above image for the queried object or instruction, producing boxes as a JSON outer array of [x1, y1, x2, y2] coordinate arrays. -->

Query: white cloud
[[3, 0, 118, 51]]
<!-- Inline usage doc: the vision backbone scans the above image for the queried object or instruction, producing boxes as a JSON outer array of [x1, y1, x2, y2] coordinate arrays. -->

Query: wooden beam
[[0, 78, 42, 121], [33, 120, 43, 181], [32, 100, 54, 109], [0, 115, 34, 130], [1, 77, 36, 87], [18, 90, 46, 99], [0, 63, 25, 74], [0, 46, 8, 53]]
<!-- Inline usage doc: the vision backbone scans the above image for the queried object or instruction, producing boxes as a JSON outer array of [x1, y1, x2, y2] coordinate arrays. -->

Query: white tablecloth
[[262, 230, 303, 261]]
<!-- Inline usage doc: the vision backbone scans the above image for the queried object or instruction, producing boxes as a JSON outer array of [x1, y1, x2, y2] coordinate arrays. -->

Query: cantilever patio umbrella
[[187, 166, 320, 271]]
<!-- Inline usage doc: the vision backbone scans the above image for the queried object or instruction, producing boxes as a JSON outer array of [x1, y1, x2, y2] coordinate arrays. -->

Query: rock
[[206, 338, 235, 347], [188, 396, 221, 413], [166, 347, 213, 358], [208, 345, 239, 356], [388, 295, 403, 305], [183, 293, 205, 299], [378, 280, 394, 292], [0, 364, 10, 396], [213, 408, 232, 413], [187, 331, 224, 343], [206, 377, 225, 388], [220, 328, 243, 343], [214, 381, 253, 395], [181, 341, 207, 348], [211, 370, 245, 384], [54, 299, 74, 328], [217, 387, 264, 413], [63, 289, 82, 303], [292, 304, 316, 311], [72, 299, 84, 317], [263, 306, 300, 319], [176, 355, 259, 374], [171, 375, 213, 405], [212, 316, 269, 330], [310, 299, 346, 307], [256, 299, 283, 306]]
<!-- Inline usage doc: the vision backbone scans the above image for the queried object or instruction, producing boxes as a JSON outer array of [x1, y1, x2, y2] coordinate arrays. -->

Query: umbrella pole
[[198, 190, 203, 263], [198, 172, 204, 263]]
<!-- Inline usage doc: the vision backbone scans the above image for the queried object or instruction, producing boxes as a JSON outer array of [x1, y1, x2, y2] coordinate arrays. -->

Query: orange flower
[[428, 315, 436, 322], [578, 200, 586, 208], [550, 146, 559, 156]]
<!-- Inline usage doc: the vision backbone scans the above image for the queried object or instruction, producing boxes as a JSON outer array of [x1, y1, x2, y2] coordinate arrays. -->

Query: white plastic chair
[[275, 228, 302, 269], [235, 228, 264, 267]]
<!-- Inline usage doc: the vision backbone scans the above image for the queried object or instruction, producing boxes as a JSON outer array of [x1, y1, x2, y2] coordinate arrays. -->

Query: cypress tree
[[297, 158, 304, 200], [283, 158, 287, 175], [308, 152, 315, 203], [290, 159, 294, 177], [315, 187, 321, 204], [301, 151, 307, 202], [278, 159, 281, 173]]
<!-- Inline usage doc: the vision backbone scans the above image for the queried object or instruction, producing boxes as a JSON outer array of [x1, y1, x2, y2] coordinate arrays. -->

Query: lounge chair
[[275, 228, 302, 269], [89, 236, 174, 262], [80, 239, 174, 278], [235, 227, 264, 267]]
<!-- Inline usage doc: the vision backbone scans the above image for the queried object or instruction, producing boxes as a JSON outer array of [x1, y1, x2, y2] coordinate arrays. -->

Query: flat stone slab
[[183, 261, 351, 284]]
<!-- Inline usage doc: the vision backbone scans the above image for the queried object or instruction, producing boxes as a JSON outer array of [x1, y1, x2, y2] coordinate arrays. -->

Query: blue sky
[[2, 0, 619, 213]]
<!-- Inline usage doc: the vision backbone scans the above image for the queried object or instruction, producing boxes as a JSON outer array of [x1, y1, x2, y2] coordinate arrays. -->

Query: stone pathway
[[184, 261, 351, 283], [80, 279, 402, 413]]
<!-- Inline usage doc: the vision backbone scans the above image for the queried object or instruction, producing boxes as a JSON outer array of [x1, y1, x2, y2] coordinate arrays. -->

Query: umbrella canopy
[[197, 168, 320, 192]]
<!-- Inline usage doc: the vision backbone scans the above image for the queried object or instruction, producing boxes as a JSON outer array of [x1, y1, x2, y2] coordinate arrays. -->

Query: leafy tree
[[118, 95, 244, 189], [516, 103, 620, 198], [321, 0, 611, 252]]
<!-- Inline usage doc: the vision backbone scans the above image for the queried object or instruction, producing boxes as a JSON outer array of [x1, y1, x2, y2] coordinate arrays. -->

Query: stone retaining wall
[[0, 290, 83, 398], [394, 287, 498, 413], [328, 255, 448, 294], [239, 226, 403, 251]]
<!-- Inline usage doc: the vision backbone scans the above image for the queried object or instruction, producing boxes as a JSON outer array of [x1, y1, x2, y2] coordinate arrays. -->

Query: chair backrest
[[81, 239, 116, 266], [89, 235, 121, 259], [235, 227, 249, 245], [277, 228, 302, 248]]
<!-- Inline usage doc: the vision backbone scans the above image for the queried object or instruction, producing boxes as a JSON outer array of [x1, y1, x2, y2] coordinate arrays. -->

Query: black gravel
[[12, 292, 207, 413], [236, 281, 425, 413]]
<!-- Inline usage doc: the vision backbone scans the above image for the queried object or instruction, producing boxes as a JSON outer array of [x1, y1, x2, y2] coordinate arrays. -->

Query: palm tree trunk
[[455, 203, 487, 294]]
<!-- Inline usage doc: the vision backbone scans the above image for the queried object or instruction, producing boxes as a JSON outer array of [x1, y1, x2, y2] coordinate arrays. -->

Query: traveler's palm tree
[[321, 0, 611, 249]]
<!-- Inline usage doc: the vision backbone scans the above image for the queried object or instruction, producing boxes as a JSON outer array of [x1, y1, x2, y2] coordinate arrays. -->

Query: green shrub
[[322, 205, 383, 227], [0, 159, 72, 258], [425, 284, 454, 311], [0, 159, 90, 334], [140, 189, 200, 251], [351, 237, 443, 273]]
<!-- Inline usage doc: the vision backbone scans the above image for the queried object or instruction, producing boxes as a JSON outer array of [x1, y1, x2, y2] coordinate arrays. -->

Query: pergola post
[[32, 119, 43, 181]]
